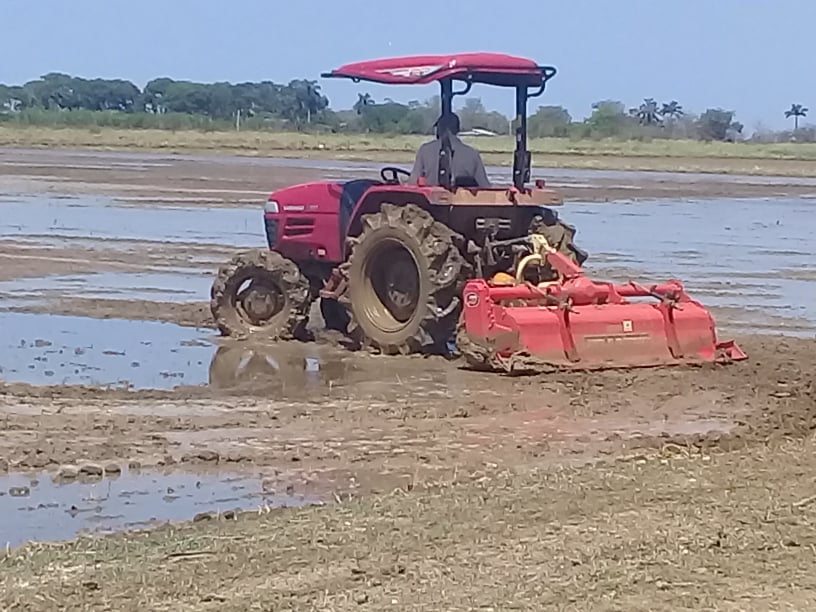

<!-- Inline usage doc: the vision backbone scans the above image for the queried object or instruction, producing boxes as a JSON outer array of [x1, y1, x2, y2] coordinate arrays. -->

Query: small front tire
[[210, 249, 310, 340]]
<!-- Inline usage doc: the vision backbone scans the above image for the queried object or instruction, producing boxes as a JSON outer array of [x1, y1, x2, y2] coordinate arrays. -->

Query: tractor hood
[[265, 181, 346, 215]]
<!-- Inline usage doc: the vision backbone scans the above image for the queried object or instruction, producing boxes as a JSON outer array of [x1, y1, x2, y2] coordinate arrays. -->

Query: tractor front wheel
[[341, 203, 469, 355], [210, 249, 310, 340]]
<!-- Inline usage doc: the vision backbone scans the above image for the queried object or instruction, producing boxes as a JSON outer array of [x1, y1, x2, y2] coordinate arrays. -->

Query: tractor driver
[[409, 112, 491, 188]]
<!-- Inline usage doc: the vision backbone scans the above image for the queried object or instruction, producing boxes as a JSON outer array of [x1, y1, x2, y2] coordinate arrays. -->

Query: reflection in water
[[206, 339, 477, 403], [208, 341, 351, 391]]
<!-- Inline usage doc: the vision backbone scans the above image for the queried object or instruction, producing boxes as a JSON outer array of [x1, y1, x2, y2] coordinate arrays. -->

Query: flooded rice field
[[0, 150, 815, 550], [2, 190, 813, 341], [0, 312, 214, 389], [570, 197, 816, 335]]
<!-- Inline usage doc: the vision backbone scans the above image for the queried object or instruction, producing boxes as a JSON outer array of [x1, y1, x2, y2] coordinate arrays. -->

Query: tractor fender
[[345, 187, 433, 242]]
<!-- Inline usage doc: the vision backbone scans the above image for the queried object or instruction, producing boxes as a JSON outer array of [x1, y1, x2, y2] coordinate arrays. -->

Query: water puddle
[[0, 467, 318, 548], [0, 311, 470, 398], [205, 339, 470, 402], [0, 194, 261, 247], [0, 312, 215, 389], [0, 270, 212, 303]]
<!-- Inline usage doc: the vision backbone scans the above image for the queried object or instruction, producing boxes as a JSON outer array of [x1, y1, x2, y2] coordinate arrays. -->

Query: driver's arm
[[409, 143, 427, 184]]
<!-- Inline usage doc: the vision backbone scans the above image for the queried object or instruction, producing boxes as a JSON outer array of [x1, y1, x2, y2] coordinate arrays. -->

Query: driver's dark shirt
[[409, 135, 491, 187]]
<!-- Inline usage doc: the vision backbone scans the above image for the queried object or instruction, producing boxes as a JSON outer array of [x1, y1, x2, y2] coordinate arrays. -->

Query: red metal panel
[[461, 266, 747, 371], [323, 53, 548, 86]]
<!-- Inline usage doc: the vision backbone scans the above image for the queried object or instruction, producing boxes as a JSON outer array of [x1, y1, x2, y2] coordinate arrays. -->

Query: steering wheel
[[380, 166, 411, 185]]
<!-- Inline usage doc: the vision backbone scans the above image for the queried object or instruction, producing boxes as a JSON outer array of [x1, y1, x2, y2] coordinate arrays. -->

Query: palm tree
[[636, 98, 662, 125], [354, 93, 374, 114], [660, 100, 684, 119], [785, 103, 808, 131]]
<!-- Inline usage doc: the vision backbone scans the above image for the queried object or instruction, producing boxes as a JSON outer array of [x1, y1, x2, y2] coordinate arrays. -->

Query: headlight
[[264, 199, 279, 214]]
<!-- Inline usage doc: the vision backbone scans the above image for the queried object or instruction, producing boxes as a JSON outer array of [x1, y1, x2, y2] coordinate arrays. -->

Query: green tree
[[528, 105, 572, 137], [660, 100, 684, 119], [359, 101, 411, 133], [697, 108, 741, 141], [353, 93, 374, 114], [785, 103, 808, 131], [585, 100, 629, 137], [0, 85, 35, 112], [634, 98, 661, 126]]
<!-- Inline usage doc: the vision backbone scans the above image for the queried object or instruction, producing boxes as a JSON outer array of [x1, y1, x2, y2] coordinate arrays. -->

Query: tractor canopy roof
[[321, 53, 555, 88]]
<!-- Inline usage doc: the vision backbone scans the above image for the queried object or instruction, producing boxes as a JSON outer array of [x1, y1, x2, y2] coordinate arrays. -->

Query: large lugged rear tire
[[341, 203, 469, 355], [210, 249, 310, 340]]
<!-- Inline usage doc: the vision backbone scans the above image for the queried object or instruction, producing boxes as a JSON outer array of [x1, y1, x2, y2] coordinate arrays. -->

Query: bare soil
[[4, 148, 816, 206], [2, 148, 816, 609], [7, 297, 214, 328], [0, 332, 813, 610], [5, 437, 816, 611]]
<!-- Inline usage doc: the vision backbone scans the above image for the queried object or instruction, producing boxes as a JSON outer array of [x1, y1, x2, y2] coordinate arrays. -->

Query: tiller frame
[[460, 234, 747, 373]]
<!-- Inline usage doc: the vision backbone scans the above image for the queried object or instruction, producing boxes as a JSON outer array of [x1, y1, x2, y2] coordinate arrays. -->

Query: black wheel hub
[[237, 280, 284, 326], [382, 251, 419, 322]]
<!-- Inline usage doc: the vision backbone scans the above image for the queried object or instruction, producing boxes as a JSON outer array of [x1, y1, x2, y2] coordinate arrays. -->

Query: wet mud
[[1, 148, 816, 548]]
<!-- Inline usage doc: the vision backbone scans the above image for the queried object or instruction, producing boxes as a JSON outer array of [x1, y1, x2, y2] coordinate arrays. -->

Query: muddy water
[[1, 192, 815, 393], [0, 270, 212, 304], [0, 193, 263, 247], [0, 467, 318, 548], [7, 191, 812, 333], [0, 304, 461, 395], [0, 312, 214, 389], [0, 308, 471, 398], [567, 197, 816, 335]]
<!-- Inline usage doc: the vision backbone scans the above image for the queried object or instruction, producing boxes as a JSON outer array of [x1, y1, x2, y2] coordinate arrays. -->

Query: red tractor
[[210, 52, 745, 370], [211, 53, 586, 355]]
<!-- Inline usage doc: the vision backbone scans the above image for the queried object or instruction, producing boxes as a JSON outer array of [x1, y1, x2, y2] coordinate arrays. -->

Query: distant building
[[459, 128, 499, 137]]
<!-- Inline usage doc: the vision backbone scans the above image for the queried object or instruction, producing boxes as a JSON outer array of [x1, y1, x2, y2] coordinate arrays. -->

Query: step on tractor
[[211, 53, 747, 371]]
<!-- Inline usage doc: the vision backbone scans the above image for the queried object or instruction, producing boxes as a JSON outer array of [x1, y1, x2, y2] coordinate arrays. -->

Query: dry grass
[[5, 125, 816, 176], [3, 435, 816, 611]]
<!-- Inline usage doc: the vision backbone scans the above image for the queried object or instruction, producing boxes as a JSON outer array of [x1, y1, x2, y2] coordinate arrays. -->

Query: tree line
[[0, 72, 329, 129], [0, 72, 812, 143]]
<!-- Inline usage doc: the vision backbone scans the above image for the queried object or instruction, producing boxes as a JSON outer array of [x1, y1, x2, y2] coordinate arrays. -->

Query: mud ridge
[[7, 298, 215, 329]]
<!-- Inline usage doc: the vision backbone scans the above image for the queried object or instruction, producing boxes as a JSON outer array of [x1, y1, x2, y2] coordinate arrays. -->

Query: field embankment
[[5, 125, 816, 176]]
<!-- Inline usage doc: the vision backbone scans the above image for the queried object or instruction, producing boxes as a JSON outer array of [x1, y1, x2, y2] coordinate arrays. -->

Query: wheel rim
[[360, 238, 420, 333], [234, 276, 285, 327]]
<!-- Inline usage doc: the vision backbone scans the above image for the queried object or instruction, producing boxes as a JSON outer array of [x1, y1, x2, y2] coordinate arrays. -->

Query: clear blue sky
[[3, 0, 813, 130]]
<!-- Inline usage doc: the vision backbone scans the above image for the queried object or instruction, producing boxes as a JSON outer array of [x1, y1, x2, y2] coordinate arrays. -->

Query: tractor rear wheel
[[529, 211, 588, 265], [210, 249, 310, 339], [341, 203, 469, 355], [523, 210, 589, 283]]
